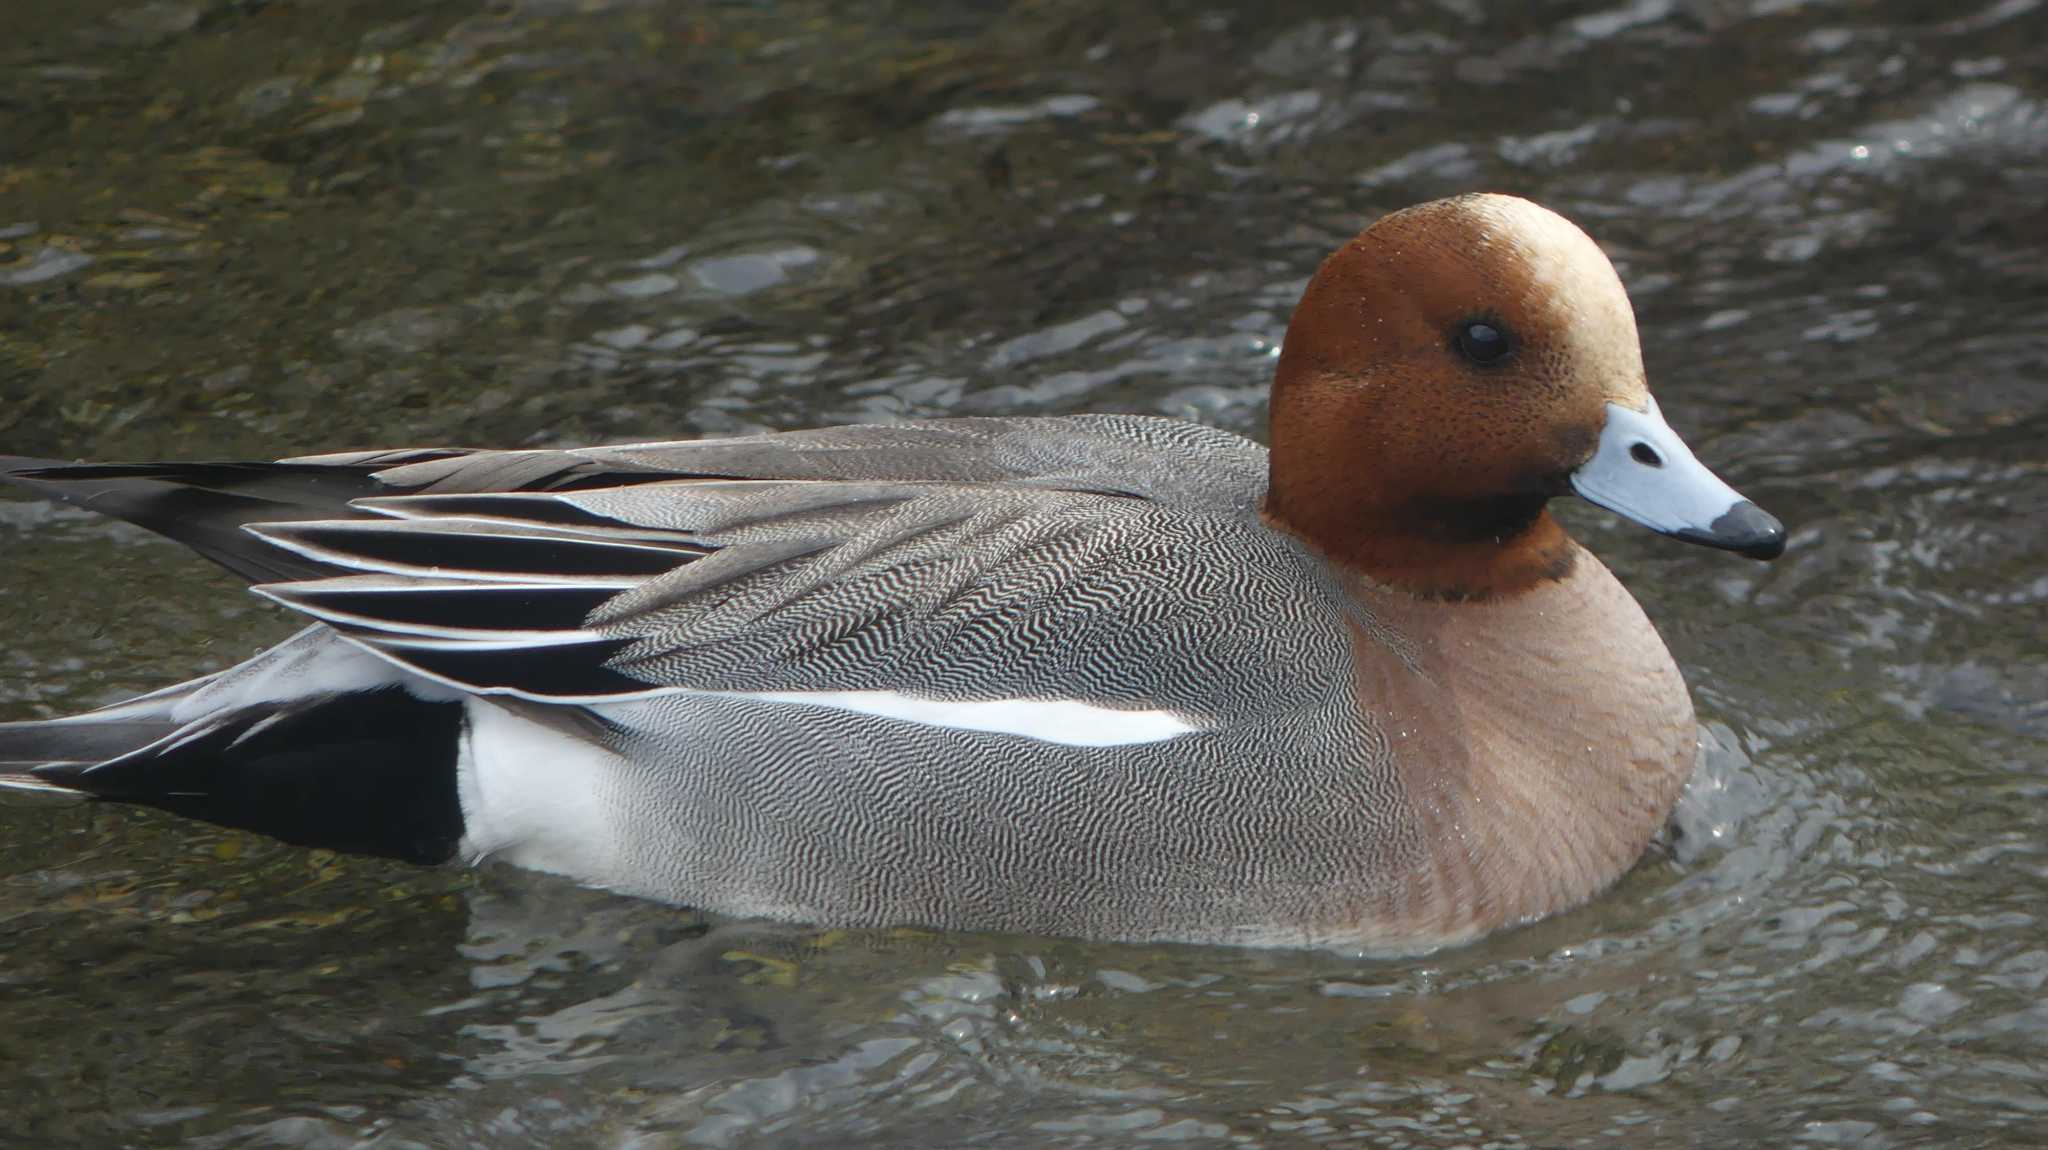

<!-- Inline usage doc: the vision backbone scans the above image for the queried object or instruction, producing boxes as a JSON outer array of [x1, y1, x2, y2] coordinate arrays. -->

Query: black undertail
[[10, 687, 467, 864]]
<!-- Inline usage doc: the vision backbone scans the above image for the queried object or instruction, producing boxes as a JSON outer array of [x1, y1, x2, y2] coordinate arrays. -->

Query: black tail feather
[[0, 717, 184, 767], [24, 688, 467, 864], [0, 457, 391, 583]]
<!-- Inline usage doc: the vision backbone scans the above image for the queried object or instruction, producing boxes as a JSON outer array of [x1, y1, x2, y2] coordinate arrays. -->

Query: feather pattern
[[0, 194, 1743, 950], [1, 411, 1694, 948], [193, 416, 1285, 707]]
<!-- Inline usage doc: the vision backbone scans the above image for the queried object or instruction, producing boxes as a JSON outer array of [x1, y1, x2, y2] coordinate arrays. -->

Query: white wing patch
[[728, 690, 1201, 747]]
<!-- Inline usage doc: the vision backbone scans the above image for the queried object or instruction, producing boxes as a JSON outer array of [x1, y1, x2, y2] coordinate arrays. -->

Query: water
[[2, 0, 2044, 1145]]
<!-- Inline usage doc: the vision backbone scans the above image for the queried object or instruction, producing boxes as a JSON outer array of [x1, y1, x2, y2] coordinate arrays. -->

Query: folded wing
[[7, 416, 1288, 710]]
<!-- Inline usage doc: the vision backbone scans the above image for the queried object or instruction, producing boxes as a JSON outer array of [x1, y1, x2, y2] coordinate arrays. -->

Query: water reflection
[[3, 0, 2046, 1146]]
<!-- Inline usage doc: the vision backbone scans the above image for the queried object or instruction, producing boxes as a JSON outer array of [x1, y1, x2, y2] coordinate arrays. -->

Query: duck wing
[[298, 413, 1266, 508], [3, 415, 1262, 584], [253, 473, 1320, 711], [8, 416, 1301, 708]]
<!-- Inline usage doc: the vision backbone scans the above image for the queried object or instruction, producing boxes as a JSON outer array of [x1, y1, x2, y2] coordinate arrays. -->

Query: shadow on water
[[2, 0, 2045, 1146]]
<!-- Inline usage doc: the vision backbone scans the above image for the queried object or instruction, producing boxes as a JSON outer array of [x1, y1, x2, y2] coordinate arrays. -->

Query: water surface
[[3, 1, 2046, 1146]]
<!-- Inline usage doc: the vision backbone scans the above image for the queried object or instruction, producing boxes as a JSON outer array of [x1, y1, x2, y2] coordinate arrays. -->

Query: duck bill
[[1569, 398, 1786, 560]]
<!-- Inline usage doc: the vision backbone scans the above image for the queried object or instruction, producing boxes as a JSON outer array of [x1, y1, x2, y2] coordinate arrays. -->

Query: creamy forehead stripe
[[1469, 194, 1621, 290], [724, 690, 1202, 747], [1463, 194, 1646, 397]]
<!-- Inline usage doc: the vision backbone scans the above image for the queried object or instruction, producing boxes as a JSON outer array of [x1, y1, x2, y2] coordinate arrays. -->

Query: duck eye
[[1452, 318, 1513, 366]]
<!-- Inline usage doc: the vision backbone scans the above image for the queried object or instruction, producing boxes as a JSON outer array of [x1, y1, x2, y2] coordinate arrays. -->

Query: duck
[[0, 194, 1783, 952]]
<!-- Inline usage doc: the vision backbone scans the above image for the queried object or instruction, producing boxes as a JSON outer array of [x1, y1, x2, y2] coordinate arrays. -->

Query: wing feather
[[11, 416, 1288, 704]]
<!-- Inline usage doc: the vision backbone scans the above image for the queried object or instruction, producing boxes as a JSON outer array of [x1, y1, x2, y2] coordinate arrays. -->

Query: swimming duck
[[0, 194, 1782, 952]]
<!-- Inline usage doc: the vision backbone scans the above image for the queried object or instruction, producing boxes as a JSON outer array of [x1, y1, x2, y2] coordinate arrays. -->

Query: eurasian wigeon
[[0, 193, 1783, 951]]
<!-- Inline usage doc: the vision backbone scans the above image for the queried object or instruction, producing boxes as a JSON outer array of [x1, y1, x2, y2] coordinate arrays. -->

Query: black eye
[[1452, 318, 1514, 366]]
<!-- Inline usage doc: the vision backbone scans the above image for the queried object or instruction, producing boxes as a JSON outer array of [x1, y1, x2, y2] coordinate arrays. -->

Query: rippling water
[[3, 1, 2045, 1146]]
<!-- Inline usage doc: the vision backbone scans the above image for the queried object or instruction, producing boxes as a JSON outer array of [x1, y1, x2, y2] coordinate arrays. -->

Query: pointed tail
[[0, 455, 392, 583]]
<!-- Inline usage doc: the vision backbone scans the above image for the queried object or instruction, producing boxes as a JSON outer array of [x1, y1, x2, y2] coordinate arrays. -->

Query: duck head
[[1264, 193, 1784, 600]]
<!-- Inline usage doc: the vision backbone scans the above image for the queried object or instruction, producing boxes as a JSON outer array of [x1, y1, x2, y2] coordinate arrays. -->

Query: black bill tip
[[1675, 500, 1786, 560]]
